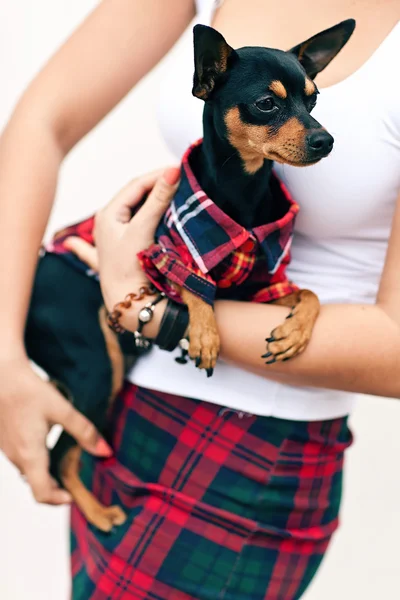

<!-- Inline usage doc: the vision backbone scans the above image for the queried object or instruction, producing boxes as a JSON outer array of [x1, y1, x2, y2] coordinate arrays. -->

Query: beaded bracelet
[[106, 284, 156, 334], [107, 285, 193, 360], [107, 286, 166, 355], [133, 292, 166, 353]]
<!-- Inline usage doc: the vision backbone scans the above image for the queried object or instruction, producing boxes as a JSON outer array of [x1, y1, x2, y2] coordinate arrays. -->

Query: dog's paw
[[262, 313, 312, 363], [90, 505, 127, 533], [189, 321, 220, 376]]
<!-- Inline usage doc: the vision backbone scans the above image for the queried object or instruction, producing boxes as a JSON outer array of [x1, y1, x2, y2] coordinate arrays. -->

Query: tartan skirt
[[70, 383, 352, 600]]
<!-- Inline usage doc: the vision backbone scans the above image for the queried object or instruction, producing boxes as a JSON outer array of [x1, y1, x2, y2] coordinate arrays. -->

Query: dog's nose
[[306, 130, 334, 157]]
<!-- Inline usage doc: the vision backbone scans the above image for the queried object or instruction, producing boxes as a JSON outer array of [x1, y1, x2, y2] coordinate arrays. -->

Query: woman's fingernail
[[95, 439, 114, 457], [163, 167, 181, 185]]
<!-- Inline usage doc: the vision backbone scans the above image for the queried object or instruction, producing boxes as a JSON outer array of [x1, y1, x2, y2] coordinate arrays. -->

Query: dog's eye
[[255, 97, 275, 112]]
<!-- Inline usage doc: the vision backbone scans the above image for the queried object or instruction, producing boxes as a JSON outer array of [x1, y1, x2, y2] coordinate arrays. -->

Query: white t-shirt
[[127, 1, 400, 421]]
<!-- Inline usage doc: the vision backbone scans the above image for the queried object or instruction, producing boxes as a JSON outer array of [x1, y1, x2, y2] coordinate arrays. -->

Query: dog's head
[[192, 20, 355, 173]]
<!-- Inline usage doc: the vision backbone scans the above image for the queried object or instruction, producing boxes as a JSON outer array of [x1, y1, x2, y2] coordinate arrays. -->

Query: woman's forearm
[[0, 0, 194, 359], [214, 300, 400, 398], [0, 110, 64, 357], [131, 297, 399, 398]]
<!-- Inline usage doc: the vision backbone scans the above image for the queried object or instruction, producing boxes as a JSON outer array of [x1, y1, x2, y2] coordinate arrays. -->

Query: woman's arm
[[96, 188, 400, 400], [214, 191, 400, 398], [214, 301, 400, 397], [0, 0, 194, 356], [0, 0, 194, 504]]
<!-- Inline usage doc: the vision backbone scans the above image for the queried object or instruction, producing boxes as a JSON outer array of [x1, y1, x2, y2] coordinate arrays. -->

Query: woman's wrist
[[106, 282, 168, 340], [122, 297, 168, 339], [105, 280, 189, 349], [101, 275, 148, 315]]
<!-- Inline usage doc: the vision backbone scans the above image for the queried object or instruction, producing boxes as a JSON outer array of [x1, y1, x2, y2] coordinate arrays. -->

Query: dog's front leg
[[179, 287, 220, 376], [263, 289, 320, 363]]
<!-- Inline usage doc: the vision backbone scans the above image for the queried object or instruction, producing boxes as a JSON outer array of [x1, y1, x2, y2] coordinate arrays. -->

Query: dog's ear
[[192, 25, 236, 100], [289, 19, 356, 80]]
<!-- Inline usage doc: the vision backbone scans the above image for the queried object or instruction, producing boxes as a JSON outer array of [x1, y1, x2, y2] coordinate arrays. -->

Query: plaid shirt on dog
[[47, 139, 299, 305]]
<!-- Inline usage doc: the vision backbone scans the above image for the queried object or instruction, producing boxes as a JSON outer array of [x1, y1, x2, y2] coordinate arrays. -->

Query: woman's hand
[[65, 167, 180, 311], [0, 168, 180, 506], [0, 356, 113, 505]]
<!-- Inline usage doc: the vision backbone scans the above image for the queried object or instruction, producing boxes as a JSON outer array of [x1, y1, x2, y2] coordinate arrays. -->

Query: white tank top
[[127, 1, 400, 421]]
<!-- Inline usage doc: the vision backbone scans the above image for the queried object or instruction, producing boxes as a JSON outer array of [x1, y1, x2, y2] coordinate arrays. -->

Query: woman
[[0, 0, 399, 598]]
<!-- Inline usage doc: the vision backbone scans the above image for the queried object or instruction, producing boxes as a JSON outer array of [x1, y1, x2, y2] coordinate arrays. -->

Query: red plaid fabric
[[139, 140, 299, 305], [71, 383, 353, 599], [45, 216, 98, 280], [46, 140, 299, 306]]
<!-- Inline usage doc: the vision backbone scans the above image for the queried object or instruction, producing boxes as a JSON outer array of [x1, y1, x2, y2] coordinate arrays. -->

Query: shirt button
[[241, 239, 255, 252]]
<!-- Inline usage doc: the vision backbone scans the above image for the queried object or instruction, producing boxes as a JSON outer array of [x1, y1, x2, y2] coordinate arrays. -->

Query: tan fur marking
[[219, 42, 233, 73], [225, 107, 311, 172], [195, 87, 209, 100], [60, 446, 127, 532], [265, 290, 320, 361], [305, 77, 316, 96], [224, 107, 266, 173], [179, 287, 220, 370], [269, 80, 287, 99], [194, 42, 233, 99]]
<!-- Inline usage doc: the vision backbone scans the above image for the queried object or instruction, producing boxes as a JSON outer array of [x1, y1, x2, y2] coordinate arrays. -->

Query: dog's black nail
[[286, 312, 294, 319], [265, 358, 276, 365], [195, 357, 201, 368], [265, 336, 275, 343], [175, 356, 189, 365], [261, 352, 272, 359], [283, 357, 290, 362], [206, 368, 214, 378]]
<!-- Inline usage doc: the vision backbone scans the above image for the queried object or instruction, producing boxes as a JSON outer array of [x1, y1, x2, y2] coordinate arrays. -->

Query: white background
[[1, 2, 400, 599]]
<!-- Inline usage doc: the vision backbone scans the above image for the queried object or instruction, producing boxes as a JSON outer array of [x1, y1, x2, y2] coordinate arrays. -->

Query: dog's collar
[[165, 139, 299, 275]]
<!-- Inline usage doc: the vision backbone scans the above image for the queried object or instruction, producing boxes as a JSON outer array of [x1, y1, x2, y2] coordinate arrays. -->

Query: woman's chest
[[211, 0, 400, 89]]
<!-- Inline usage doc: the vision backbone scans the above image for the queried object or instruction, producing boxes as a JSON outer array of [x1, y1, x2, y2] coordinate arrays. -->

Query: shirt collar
[[167, 139, 299, 274]]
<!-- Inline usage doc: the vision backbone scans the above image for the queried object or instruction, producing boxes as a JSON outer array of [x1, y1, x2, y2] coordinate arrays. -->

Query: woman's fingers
[[47, 394, 113, 458], [24, 458, 72, 506], [103, 168, 167, 223], [64, 237, 99, 271], [132, 167, 181, 232]]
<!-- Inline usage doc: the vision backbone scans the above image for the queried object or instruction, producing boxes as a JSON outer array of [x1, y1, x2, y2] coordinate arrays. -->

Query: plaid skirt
[[70, 383, 352, 600]]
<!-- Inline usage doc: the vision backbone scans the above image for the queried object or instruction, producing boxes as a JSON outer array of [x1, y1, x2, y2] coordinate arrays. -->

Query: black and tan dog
[[25, 20, 355, 531]]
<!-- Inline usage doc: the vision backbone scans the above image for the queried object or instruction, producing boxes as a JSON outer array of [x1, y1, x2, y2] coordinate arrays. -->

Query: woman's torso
[[127, 0, 400, 420]]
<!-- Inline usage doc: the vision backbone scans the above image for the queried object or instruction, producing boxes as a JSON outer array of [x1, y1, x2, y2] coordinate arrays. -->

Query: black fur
[[192, 21, 355, 227]]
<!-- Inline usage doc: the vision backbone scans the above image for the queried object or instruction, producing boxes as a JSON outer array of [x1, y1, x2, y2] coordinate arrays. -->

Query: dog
[[25, 20, 355, 532]]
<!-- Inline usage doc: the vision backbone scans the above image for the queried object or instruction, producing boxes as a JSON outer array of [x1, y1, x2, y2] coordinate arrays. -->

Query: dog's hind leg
[[59, 306, 127, 532], [60, 446, 126, 532], [263, 289, 320, 362]]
